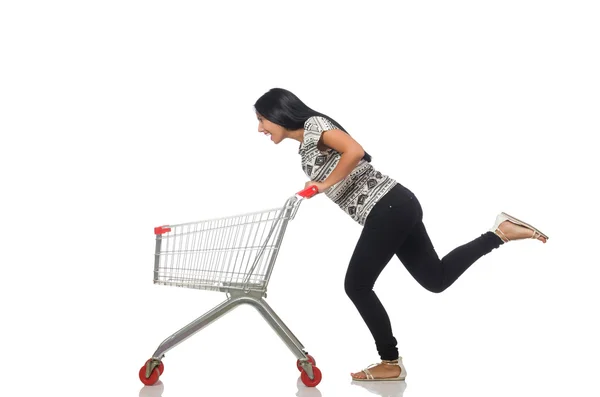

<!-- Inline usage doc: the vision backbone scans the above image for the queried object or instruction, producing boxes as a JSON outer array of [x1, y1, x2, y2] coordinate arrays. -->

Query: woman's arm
[[316, 129, 365, 191]]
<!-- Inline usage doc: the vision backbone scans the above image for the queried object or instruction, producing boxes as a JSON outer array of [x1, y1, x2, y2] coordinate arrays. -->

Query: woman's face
[[257, 113, 286, 144]]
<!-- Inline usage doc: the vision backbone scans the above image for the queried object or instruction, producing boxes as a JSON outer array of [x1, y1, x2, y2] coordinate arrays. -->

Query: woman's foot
[[494, 220, 547, 244], [351, 360, 402, 380]]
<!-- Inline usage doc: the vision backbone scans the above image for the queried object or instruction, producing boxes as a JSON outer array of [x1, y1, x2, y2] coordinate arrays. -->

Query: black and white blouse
[[299, 116, 397, 225]]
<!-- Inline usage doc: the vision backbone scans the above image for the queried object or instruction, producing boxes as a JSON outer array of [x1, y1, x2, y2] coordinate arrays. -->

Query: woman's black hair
[[254, 88, 372, 162]]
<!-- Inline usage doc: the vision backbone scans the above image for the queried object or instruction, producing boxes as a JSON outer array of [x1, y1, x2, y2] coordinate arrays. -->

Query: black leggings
[[344, 183, 504, 360]]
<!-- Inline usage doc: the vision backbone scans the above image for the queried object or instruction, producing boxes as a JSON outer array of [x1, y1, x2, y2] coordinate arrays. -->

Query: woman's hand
[[303, 181, 328, 197]]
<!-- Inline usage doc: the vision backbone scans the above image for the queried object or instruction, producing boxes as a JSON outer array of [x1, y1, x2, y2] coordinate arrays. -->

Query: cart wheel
[[145, 359, 164, 375], [296, 354, 316, 371], [300, 366, 322, 387], [139, 365, 160, 386]]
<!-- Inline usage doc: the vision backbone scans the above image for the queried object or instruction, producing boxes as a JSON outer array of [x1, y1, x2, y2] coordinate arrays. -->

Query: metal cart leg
[[229, 291, 315, 379], [151, 296, 242, 359], [250, 296, 307, 356]]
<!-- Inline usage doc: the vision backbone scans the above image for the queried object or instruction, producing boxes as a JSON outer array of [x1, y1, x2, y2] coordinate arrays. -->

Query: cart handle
[[297, 185, 319, 198]]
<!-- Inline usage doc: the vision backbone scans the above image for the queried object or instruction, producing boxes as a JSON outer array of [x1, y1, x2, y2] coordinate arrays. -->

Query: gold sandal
[[491, 212, 549, 243], [352, 357, 407, 382]]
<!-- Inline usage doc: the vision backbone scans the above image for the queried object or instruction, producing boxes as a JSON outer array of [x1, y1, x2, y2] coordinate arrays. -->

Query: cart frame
[[141, 187, 321, 386]]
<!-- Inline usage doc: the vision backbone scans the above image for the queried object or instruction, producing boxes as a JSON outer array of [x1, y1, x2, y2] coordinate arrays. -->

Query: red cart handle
[[297, 185, 319, 198]]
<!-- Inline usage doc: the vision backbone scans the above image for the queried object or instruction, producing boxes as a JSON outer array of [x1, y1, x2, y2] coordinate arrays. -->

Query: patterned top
[[299, 116, 397, 225]]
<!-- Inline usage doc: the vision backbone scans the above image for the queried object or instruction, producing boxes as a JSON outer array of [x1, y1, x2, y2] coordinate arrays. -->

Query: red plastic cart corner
[[154, 226, 172, 235]]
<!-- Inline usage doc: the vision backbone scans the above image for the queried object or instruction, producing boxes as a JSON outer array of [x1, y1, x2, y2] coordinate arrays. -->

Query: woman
[[253, 88, 548, 381]]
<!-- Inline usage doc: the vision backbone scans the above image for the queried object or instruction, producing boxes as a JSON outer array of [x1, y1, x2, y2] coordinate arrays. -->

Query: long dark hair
[[254, 88, 372, 162]]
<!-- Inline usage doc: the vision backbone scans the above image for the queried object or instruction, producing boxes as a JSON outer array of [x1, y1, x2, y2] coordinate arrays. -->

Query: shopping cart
[[139, 186, 322, 387]]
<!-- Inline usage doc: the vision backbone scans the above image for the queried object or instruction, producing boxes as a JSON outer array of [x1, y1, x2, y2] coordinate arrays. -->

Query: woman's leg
[[345, 185, 419, 361], [395, 195, 504, 294]]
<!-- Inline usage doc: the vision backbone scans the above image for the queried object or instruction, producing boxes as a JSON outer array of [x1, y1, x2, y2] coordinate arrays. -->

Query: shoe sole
[[352, 377, 406, 382], [501, 212, 549, 240]]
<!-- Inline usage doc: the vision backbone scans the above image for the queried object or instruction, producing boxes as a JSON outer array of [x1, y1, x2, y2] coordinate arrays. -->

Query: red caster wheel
[[139, 366, 160, 386], [145, 359, 164, 375], [300, 366, 322, 387], [296, 354, 316, 371]]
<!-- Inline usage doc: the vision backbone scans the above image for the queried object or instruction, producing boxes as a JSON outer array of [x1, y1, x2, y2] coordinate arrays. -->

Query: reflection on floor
[[350, 379, 407, 397], [139, 378, 407, 397]]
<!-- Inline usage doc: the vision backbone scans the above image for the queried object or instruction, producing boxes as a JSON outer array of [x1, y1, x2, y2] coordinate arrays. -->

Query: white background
[[1, 1, 599, 396]]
